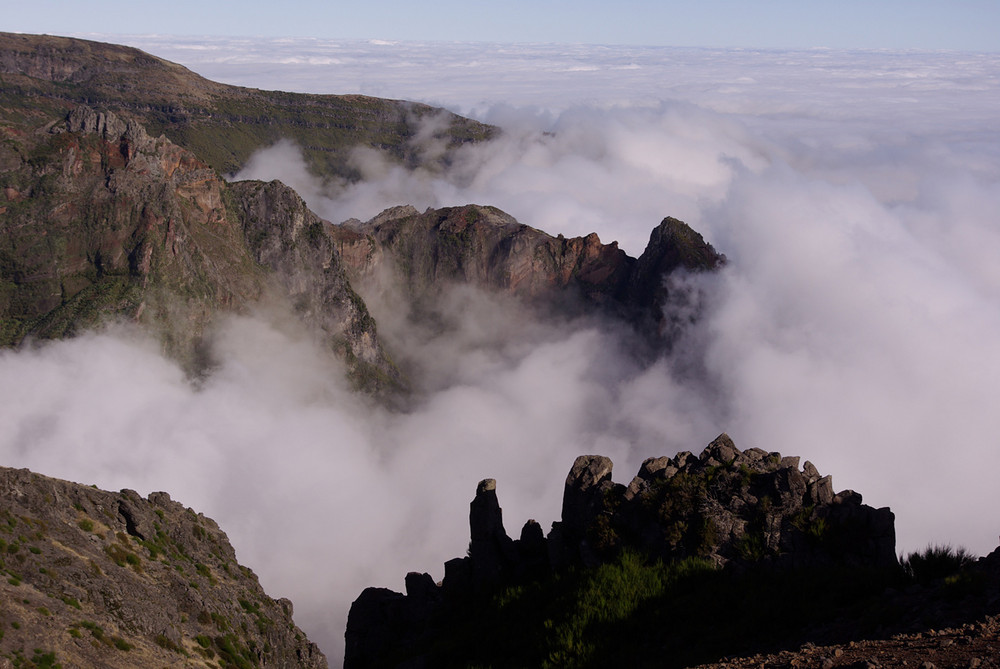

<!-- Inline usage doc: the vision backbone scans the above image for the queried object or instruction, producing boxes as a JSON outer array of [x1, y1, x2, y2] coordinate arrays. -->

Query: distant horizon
[[29, 34, 991, 54], [6, 0, 999, 52], [9, 29, 1000, 55]]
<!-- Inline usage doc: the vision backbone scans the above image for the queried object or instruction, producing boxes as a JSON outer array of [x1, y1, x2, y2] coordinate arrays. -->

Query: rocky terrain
[[8, 32, 999, 669], [345, 436, 1000, 668], [1, 33, 727, 395], [0, 103, 405, 390], [0, 466, 326, 668], [333, 204, 724, 340]]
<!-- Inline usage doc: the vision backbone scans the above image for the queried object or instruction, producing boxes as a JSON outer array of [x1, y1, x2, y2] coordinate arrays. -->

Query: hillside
[[0, 466, 327, 668], [0, 32, 495, 178]]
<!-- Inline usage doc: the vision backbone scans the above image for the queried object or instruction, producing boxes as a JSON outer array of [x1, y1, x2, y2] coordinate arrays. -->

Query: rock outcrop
[[333, 204, 725, 341], [228, 179, 404, 393], [553, 433, 895, 570], [0, 466, 326, 668], [1, 104, 265, 368], [344, 435, 897, 668], [1, 104, 405, 391]]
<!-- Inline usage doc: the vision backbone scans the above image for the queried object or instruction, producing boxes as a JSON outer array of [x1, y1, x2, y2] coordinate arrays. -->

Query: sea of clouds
[[3, 36, 1000, 662]]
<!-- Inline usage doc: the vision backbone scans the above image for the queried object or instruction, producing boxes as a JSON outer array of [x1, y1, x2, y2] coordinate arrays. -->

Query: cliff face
[[335, 204, 633, 305], [0, 105, 264, 366], [228, 180, 404, 393], [0, 466, 327, 668], [334, 204, 725, 339], [0, 104, 403, 389]]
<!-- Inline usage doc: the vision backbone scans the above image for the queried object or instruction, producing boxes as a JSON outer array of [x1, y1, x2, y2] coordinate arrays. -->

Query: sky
[[6, 0, 1000, 50], [2, 10, 1000, 667]]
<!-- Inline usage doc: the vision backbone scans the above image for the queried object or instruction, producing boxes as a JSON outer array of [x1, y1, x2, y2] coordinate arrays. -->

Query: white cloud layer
[[4, 39, 1000, 663]]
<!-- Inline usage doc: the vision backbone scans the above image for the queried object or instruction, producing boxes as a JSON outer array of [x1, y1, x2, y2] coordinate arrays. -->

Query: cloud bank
[[4, 39, 1000, 663]]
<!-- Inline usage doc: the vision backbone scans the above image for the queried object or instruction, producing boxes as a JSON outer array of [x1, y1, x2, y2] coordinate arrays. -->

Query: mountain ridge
[[0, 32, 496, 179]]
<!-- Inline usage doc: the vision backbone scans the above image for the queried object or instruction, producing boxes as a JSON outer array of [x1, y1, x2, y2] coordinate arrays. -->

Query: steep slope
[[0, 32, 496, 178], [0, 105, 263, 364], [0, 466, 326, 668], [0, 104, 401, 390], [229, 179, 403, 393]]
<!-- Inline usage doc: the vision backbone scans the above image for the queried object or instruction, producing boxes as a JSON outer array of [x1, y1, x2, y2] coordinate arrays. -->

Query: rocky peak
[[2, 103, 402, 392], [561, 455, 615, 536], [335, 203, 632, 303], [227, 179, 404, 394], [334, 205, 726, 346], [64, 106, 153, 152]]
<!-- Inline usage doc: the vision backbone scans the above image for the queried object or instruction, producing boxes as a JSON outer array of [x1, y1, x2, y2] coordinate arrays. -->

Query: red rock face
[[0, 106, 263, 364], [334, 205, 724, 341], [336, 204, 635, 305]]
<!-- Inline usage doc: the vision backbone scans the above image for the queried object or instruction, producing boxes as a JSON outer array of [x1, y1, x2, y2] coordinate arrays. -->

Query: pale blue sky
[[7, 0, 1000, 50]]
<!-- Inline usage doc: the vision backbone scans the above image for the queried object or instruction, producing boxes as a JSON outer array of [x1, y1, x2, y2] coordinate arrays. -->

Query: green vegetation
[[71, 620, 131, 650], [104, 544, 137, 569], [152, 633, 189, 656], [901, 544, 976, 584], [397, 549, 902, 669], [9, 648, 61, 669], [214, 633, 257, 669]]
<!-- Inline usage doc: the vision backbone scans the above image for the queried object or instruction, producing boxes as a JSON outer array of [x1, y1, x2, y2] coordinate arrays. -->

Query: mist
[[4, 40, 1000, 663]]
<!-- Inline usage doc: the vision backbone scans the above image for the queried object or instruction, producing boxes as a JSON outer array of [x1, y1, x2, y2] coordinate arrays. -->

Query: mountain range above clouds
[[3, 32, 1000, 668], [0, 29, 725, 396]]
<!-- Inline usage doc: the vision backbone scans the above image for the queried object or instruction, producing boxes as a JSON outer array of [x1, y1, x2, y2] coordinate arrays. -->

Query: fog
[[4, 39, 1000, 662]]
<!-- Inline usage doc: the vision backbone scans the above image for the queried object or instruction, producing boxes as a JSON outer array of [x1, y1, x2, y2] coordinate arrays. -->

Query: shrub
[[901, 544, 976, 583]]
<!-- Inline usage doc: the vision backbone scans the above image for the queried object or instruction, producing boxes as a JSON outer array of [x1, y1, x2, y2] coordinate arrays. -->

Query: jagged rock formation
[[333, 204, 725, 339], [0, 32, 495, 178], [228, 179, 403, 393], [1, 32, 727, 394], [0, 105, 264, 366], [1, 104, 402, 390], [344, 435, 897, 668], [0, 466, 326, 668], [453, 433, 895, 586]]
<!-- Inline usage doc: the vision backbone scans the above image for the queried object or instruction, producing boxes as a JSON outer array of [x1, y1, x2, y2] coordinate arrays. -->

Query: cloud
[[0, 296, 677, 660], [5, 39, 1000, 666]]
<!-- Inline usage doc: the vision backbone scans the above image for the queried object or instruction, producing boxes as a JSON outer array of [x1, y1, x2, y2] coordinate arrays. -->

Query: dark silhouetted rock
[[344, 435, 899, 667], [469, 478, 518, 588]]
